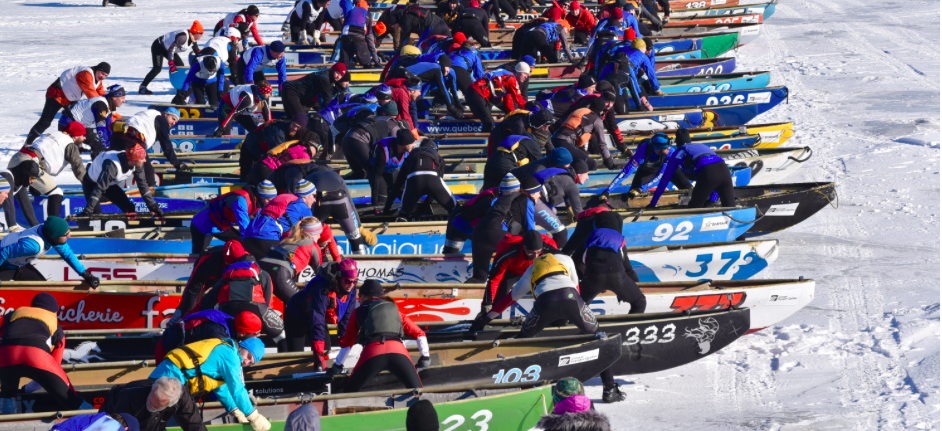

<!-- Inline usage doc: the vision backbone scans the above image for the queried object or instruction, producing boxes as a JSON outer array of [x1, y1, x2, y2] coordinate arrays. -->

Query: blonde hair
[[282, 216, 319, 244]]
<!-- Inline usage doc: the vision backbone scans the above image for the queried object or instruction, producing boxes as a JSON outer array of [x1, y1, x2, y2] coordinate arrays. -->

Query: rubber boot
[[602, 383, 626, 403]]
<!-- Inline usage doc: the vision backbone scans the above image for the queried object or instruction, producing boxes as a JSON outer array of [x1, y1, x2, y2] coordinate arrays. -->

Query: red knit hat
[[330, 63, 348, 76], [190, 20, 204, 34], [222, 240, 249, 266], [612, 7, 624, 19], [234, 311, 262, 334], [453, 32, 467, 44], [570, 1, 581, 10], [64, 122, 86, 138], [126, 145, 147, 162]]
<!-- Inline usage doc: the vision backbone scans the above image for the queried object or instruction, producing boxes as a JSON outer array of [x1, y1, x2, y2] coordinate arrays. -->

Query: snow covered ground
[[0, 0, 939, 429]]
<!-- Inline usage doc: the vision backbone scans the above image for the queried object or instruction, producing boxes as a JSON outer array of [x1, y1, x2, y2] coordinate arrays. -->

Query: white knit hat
[[515, 62, 531, 74], [500, 173, 520, 193], [257, 180, 278, 199]]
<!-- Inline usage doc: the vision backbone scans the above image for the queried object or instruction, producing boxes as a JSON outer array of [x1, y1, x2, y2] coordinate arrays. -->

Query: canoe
[[670, 2, 776, 20], [632, 85, 788, 115], [664, 12, 762, 26], [28, 239, 778, 284], [1, 383, 554, 430]]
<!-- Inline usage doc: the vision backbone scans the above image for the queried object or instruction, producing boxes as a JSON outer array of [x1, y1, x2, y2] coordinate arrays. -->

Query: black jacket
[[101, 380, 205, 431]]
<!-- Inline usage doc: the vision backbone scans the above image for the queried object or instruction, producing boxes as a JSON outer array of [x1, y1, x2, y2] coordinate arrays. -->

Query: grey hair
[[151, 376, 184, 407]]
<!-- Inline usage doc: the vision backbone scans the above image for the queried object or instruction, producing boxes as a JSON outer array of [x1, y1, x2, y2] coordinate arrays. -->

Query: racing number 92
[[652, 221, 694, 242]]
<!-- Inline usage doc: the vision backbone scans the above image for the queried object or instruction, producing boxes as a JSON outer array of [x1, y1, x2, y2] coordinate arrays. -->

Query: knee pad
[[444, 239, 465, 250]]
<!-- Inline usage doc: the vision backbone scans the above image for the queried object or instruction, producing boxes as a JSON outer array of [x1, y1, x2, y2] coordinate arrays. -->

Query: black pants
[[243, 237, 281, 262], [522, 30, 558, 63], [280, 85, 313, 119], [246, 163, 273, 187], [573, 29, 591, 45], [172, 78, 221, 106], [289, 13, 318, 43], [143, 39, 183, 88], [218, 106, 259, 136], [632, 166, 692, 190], [233, 59, 268, 86], [0, 265, 46, 281], [452, 66, 474, 98], [399, 173, 456, 215], [239, 142, 265, 183], [0, 360, 86, 410], [283, 308, 313, 353], [469, 221, 505, 282], [344, 347, 422, 393], [218, 301, 286, 349], [26, 97, 68, 145], [494, 0, 516, 21], [189, 223, 241, 254], [339, 34, 373, 68], [341, 135, 372, 180], [81, 176, 137, 215], [442, 216, 471, 254], [456, 19, 491, 47], [689, 162, 735, 208], [547, 136, 597, 171], [465, 90, 494, 133], [313, 195, 367, 253], [581, 259, 646, 314]]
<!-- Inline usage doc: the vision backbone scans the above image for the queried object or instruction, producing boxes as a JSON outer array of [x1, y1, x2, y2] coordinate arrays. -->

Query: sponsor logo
[[558, 348, 600, 367], [670, 292, 746, 312], [766, 203, 800, 216], [63, 341, 104, 364], [683, 318, 719, 355], [746, 92, 772, 104], [767, 291, 801, 305], [700, 216, 731, 231]]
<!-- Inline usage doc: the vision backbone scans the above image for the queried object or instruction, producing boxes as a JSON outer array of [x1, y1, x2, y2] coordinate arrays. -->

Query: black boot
[[602, 383, 626, 403]]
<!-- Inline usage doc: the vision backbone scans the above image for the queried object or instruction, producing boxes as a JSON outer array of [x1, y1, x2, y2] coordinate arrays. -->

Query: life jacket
[[533, 22, 561, 43], [533, 167, 572, 205], [226, 84, 258, 109], [161, 29, 192, 53], [4, 307, 59, 352], [260, 194, 302, 236], [585, 228, 625, 254], [66, 96, 109, 128], [30, 131, 76, 176], [165, 338, 233, 395], [207, 189, 255, 230], [294, 0, 324, 23], [0, 225, 47, 268], [374, 138, 409, 173], [576, 206, 609, 220], [529, 253, 570, 295], [204, 36, 233, 60], [125, 109, 161, 149], [354, 117, 392, 146], [217, 261, 266, 304], [261, 140, 311, 171], [559, 108, 594, 147], [259, 245, 302, 279], [356, 299, 404, 344], [59, 66, 99, 102], [193, 54, 220, 81], [87, 151, 135, 185], [637, 142, 669, 175], [497, 135, 533, 167]]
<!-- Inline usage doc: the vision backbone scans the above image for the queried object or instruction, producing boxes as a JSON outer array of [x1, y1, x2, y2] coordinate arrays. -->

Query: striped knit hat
[[295, 180, 316, 198], [499, 173, 520, 193], [257, 180, 278, 199], [302, 220, 324, 236], [0, 177, 11, 193]]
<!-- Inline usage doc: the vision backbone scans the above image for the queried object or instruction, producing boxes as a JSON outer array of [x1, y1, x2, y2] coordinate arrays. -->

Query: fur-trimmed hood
[[532, 410, 612, 431]]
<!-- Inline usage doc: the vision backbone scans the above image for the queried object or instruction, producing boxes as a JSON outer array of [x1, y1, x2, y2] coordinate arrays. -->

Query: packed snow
[[0, 0, 938, 429]]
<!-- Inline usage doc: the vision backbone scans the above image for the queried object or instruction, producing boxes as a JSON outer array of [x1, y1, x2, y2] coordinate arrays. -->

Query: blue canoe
[[644, 86, 788, 115], [12, 197, 207, 227]]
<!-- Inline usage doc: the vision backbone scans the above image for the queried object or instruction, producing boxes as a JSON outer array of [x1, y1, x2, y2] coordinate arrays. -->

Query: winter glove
[[326, 363, 345, 377], [415, 356, 431, 370], [168, 61, 178, 73], [599, 190, 610, 203], [175, 162, 193, 172], [313, 30, 322, 44], [147, 203, 164, 217], [603, 157, 616, 170], [246, 410, 271, 431], [469, 314, 493, 333], [231, 409, 249, 424], [81, 270, 101, 288], [359, 226, 378, 246], [626, 187, 643, 199], [621, 148, 634, 159]]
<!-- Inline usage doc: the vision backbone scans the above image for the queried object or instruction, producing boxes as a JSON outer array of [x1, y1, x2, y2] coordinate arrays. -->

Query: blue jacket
[[277, 198, 314, 233], [291, 275, 357, 344], [627, 48, 660, 91], [52, 413, 123, 431], [406, 62, 459, 105], [149, 339, 255, 415], [605, 142, 677, 192], [182, 58, 226, 93], [242, 46, 287, 88], [650, 143, 725, 205], [0, 231, 86, 275], [623, 14, 641, 38], [585, 228, 625, 254], [449, 49, 485, 81]]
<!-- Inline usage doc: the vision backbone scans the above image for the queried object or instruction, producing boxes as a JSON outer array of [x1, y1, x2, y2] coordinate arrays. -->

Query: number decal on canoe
[[685, 1, 706, 7], [652, 221, 694, 242], [705, 94, 746, 105], [491, 365, 541, 383], [625, 323, 676, 345], [695, 65, 724, 75], [443, 409, 493, 431], [688, 83, 732, 93]]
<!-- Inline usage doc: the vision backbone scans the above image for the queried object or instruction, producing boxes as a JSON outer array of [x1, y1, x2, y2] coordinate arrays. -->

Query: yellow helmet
[[400, 45, 422, 56]]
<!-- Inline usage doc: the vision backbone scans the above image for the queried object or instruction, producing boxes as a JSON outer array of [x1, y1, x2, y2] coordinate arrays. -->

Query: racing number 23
[[652, 221, 694, 242], [443, 410, 493, 431]]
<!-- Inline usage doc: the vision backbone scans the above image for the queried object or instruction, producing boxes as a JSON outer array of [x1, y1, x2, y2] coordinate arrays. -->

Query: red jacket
[[218, 14, 263, 45], [567, 8, 597, 33], [542, 1, 567, 20], [386, 78, 416, 130], [469, 73, 526, 113], [338, 300, 427, 348], [485, 233, 558, 303]]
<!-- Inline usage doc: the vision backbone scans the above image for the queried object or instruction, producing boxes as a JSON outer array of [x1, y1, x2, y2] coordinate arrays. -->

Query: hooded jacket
[[531, 410, 611, 431]]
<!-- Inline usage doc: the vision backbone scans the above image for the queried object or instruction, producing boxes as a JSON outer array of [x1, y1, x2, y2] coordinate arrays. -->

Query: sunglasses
[[342, 278, 358, 284]]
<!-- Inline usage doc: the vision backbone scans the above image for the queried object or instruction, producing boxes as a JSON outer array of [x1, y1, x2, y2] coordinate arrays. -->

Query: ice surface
[[0, 0, 938, 429]]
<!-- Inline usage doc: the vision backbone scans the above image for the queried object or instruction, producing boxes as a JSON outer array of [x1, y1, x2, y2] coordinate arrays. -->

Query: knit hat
[[551, 147, 573, 166], [381, 101, 399, 116], [164, 107, 181, 120], [31, 292, 59, 313], [42, 216, 70, 240], [521, 55, 536, 67], [650, 132, 671, 150], [577, 75, 596, 90], [632, 37, 646, 50], [360, 279, 384, 297], [93, 62, 111, 75], [295, 180, 316, 197], [625, 2, 636, 10], [469, 0, 480, 6], [0, 177, 10, 193], [589, 96, 607, 114], [611, 7, 624, 19], [330, 62, 348, 76], [453, 32, 468, 44], [291, 113, 309, 128], [239, 338, 265, 364], [107, 84, 126, 98], [375, 84, 393, 100], [339, 258, 358, 279], [406, 400, 439, 431], [515, 62, 531, 74], [602, 91, 616, 102], [396, 128, 416, 146], [190, 20, 204, 34], [438, 55, 452, 68], [521, 174, 542, 194], [235, 311, 263, 334], [64, 121, 86, 138], [572, 159, 589, 174], [529, 108, 555, 128], [297, 218, 321, 236], [400, 45, 423, 57], [594, 210, 624, 231], [552, 377, 585, 403], [222, 240, 250, 266], [675, 128, 692, 146], [523, 230, 543, 251], [270, 40, 286, 53], [247, 5, 260, 15], [500, 173, 520, 193], [257, 180, 278, 199]]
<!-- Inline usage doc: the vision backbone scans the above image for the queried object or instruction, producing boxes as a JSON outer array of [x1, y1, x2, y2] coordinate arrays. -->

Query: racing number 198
[[652, 221, 694, 242]]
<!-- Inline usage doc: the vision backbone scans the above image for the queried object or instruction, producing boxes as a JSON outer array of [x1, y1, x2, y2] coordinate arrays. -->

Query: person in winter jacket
[[285, 404, 321, 431], [256, 217, 336, 306], [337, 2, 383, 68], [242, 180, 317, 260], [149, 337, 271, 431], [240, 114, 321, 183], [58, 84, 126, 157], [546, 97, 616, 171], [603, 131, 691, 196], [140, 22, 204, 95], [7, 122, 88, 220], [534, 398, 611, 430], [99, 377, 203, 431], [198, 260, 286, 350], [648, 129, 734, 208], [190, 184, 274, 254], [285, 259, 359, 370], [289, 0, 330, 43], [521, 20, 577, 64], [384, 138, 455, 217], [386, 77, 423, 131], [305, 169, 371, 254], [0, 293, 94, 411], [448, 39, 485, 93], [482, 134, 544, 191], [52, 413, 140, 431], [214, 83, 273, 137], [441, 184, 501, 254], [399, 56, 463, 119], [26, 63, 109, 145], [486, 106, 553, 158], [215, 6, 264, 46], [542, 0, 569, 20], [77, 146, 163, 219], [553, 85, 631, 156], [176, 47, 226, 106], [334, 279, 430, 392], [536, 158, 589, 217], [371, 129, 418, 210], [281, 64, 350, 119], [173, 240, 254, 322], [465, 67, 529, 133], [481, 231, 557, 316], [235, 41, 287, 88], [566, 2, 597, 44], [453, 1, 492, 47], [341, 108, 405, 180], [117, 108, 191, 186], [389, 4, 452, 49]]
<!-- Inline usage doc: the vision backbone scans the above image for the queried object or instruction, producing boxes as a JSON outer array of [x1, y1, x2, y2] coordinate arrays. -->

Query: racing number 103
[[492, 365, 541, 384], [652, 221, 694, 242]]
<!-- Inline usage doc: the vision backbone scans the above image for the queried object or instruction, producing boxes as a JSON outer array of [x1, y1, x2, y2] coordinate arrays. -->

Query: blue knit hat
[[164, 107, 181, 120], [239, 337, 265, 364], [650, 132, 671, 150], [521, 55, 536, 67], [551, 148, 573, 166], [295, 180, 316, 198], [270, 40, 286, 53], [257, 180, 278, 199], [499, 173, 520, 193], [31, 292, 59, 313]]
